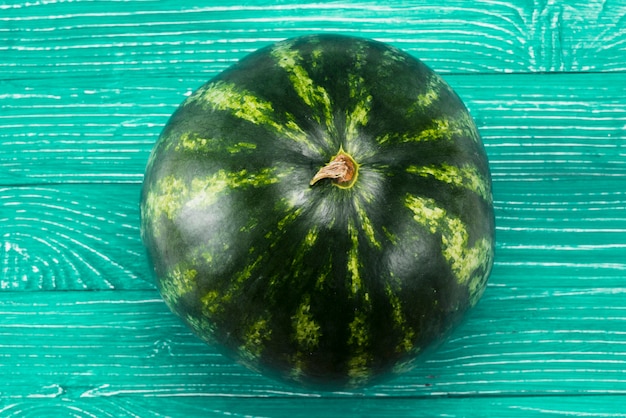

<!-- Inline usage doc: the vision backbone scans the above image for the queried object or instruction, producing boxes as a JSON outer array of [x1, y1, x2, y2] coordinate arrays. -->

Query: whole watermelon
[[141, 34, 494, 389]]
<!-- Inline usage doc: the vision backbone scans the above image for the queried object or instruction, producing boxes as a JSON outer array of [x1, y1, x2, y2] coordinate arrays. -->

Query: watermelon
[[140, 34, 495, 389]]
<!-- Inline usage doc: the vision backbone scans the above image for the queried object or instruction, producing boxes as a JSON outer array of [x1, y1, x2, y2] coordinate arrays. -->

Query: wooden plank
[[2, 396, 626, 418], [0, 290, 625, 415], [1, 177, 625, 291], [1, 0, 624, 76], [0, 77, 171, 186], [2, 72, 625, 185], [3, 76, 625, 291], [0, 184, 149, 290], [492, 176, 626, 289], [1, 3, 625, 185]]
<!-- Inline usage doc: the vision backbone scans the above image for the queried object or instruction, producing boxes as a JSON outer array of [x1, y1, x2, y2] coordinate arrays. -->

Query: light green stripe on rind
[[376, 114, 480, 145], [174, 132, 257, 155], [375, 118, 454, 145], [159, 266, 197, 308], [346, 309, 373, 385], [354, 199, 381, 249], [271, 41, 336, 139], [403, 73, 481, 145], [265, 207, 305, 250], [188, 80, 273, 124], [288, 293, 323, 384], [145, 176, 187, 223], [289, 226, 319, 279], [145, 167, 284, 224], [346, 216, 375, 386], [200, 252, 265, 318], [291, 295, 322, 350], [238, 315, 272, 364], [347, 221, 364, 297], [314, 258, 332, 291], [345, 73, 372, 150], [408, 73, 448, 112], [404, 194, 493, 298], [187, 80, 322, 156], [385, 284, 416, 354], [344, 41, 372, 149], [407, 163, 491, 201]]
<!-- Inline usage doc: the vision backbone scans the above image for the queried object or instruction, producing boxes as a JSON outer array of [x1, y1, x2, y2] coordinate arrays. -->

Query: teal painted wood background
[[1, 0, 625, 416]]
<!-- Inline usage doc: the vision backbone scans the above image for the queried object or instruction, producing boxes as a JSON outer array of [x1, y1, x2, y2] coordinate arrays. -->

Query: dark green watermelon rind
[[140, 34, 495, 389]]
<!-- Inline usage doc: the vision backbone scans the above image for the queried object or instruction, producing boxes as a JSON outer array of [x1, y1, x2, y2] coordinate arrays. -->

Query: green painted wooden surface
[[1, 0, 625, 416]]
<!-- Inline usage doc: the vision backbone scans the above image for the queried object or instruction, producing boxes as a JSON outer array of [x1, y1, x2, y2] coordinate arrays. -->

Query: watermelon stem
[[310, 151, 358, 188]]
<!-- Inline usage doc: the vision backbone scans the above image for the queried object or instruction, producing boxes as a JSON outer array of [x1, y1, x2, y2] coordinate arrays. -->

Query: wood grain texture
[[1, 290, 625, 415], [3, 397, 626, 418], [1, 0, 626, 415], [2, 0, 625, 185], [1, 184, 149, 290], [3, 74, 625, 291], [1, 0, 624, 76], [2, 73, 625, 184]]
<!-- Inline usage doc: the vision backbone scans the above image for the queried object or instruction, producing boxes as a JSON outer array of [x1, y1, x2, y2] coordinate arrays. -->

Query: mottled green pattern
[[347, 309, 374, 383], [409, 73, 449, 111], [144, 167, 283, 232], [141, 34, 494, 389], [385, 284, 417, 354], [407, 163, 491, 201], [174, 132, 257, 155], [272, 41, 335, 132], [292, 296, 322, 350], [404, 194, 493, 293], [376, 116, 474, 145], [189, 81, 320, 156]]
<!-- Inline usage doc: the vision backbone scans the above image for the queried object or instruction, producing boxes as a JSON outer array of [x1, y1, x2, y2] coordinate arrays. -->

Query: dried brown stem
[[310, 153, 356, 186]]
